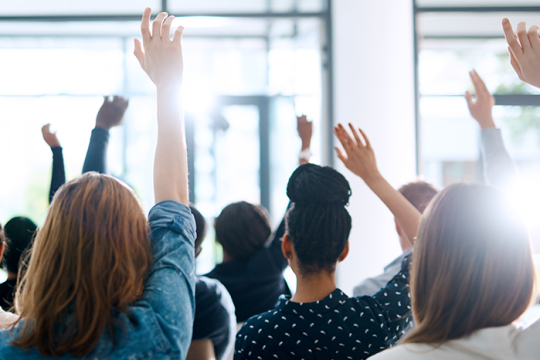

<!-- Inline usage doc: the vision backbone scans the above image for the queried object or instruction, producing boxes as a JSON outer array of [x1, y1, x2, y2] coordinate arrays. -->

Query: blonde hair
[[11, 172, 152, 357], [403, 183, 534, 344]]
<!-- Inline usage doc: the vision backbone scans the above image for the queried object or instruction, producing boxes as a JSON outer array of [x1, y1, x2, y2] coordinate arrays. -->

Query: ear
[[282, 235, 293, 260], [338, 241, 349, 262], [395, 218, 402, 236]]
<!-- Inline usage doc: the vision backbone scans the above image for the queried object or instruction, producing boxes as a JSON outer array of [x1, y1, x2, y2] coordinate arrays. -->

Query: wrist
[[363, 172, 385, 187], [478, 116, 496, 130]]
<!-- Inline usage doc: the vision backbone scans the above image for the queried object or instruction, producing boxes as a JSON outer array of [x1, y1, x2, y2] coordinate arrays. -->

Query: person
[[0, 217, 37, 311], [205, 114, 312, 323], [353, 181, 438, 297], [190, 205, 237, 360], [42, 95, 129, 204], [0, 8, 196, 358], [367, 19, 540, 360], [235, 124, 422, 360], [0, 225, 18, 329]]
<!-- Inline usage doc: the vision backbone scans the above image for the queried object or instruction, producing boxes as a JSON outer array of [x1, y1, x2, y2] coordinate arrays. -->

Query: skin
[[297, 114, 313, 165], [502, 19, 540, 89], [41, 124, 61, 148], [96, 96, 130, 131], [464, 70, 496, 130], [134, 8, 189, 205]]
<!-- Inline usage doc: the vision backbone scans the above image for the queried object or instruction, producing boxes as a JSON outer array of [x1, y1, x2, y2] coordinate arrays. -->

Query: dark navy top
[[234, 255, 412, 360]]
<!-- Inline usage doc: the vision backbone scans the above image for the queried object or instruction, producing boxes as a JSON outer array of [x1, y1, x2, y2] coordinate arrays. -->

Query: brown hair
[[403, 183, 534, 344], [11, 172, 152, 357], [398, 181, 438, 214]]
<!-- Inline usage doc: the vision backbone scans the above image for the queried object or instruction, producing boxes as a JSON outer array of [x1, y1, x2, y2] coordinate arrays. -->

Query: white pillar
[[332, 0, 417, 295]]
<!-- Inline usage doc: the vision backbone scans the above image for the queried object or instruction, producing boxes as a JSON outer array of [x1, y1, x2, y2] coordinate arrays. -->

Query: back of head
[[398, 181, 439, 214], [286, 163, 352, 274], [190, 205, 208, 253], [3, 217, 37, 275], [215, 201, 271, 260], [404, 183, 534, 344], [13, 172, 152, 357]]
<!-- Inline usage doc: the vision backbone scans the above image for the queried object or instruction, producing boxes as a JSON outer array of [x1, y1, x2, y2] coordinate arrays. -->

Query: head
[[215, 201, 271, 260], [12, 172, 152, 357], [2, 217, 37, 275], [395, 181, 439, 250], [190, 205, 207, 257], [283, 164, 352, 276], [403, 183, 534, 345]]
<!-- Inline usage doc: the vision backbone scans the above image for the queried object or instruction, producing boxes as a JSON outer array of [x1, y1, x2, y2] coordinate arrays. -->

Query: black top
[[0, 279, 17, 311], [193, 276, 237, 360], [205, 216, 291, 323], [49, 127, 110, 204], [234, 255, 412, 360]]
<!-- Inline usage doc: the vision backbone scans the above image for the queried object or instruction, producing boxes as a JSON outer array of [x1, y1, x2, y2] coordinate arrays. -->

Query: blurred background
[[1, 0, 540, 295]]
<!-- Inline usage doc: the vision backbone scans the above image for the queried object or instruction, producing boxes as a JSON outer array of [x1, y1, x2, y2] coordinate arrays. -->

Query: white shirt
[[369, 320, 540, 360]]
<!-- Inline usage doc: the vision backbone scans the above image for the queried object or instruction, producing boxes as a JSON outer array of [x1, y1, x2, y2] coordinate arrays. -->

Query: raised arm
[[297, 114, 313, 165], [134, 9, 188, 205], [82, 96, 129, 174], [503, 19, 540, 89], [334, 124, 421, 242], [42, 124, 66, 204], [465, 70, 518, 189]]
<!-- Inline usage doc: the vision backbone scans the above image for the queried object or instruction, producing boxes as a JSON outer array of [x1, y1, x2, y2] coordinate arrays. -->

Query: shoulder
[[195, 276, 235, 315], [148, 201, 196, 242], [369, 344, 433, 360]]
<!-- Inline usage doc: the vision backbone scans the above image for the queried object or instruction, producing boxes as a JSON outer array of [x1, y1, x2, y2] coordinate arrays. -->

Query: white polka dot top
[[234, 255, 412, 360]]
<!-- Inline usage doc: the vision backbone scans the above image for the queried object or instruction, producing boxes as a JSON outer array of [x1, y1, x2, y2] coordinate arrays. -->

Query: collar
[[275, 288, 349, 315]]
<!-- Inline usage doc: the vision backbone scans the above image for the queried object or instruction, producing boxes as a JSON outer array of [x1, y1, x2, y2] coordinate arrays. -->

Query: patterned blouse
[[234, 255, 412, 360]]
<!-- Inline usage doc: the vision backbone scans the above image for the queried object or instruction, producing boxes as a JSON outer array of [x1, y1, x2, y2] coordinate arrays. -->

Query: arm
[[42, 124, 66, 204], [134, 9, 188, 205], [81, 96, 129, 174], [297, 114, 312, 165], [465, 70, 518, 189], [334, 124, 421, 243], [502, 19, 540, 89]]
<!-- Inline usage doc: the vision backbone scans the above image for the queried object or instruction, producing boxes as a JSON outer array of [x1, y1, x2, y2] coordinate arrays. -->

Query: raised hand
[[297, 114, 313, 150], [503, 19, 540, 88], [134, 9, 184, 89], [41, 124, 61, 148], [96, 96, 129, 130], [334, 123, 381, 184], [464, 70, 496, 129]]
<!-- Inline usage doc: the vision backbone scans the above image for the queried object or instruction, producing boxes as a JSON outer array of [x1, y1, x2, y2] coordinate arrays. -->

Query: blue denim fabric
[[0, 200, 196, 360]]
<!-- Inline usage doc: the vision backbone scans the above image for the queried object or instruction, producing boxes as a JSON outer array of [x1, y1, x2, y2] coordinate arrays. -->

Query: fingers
[[464, 91, 474, 108], [162, 16, 175, 41], [173, 25, 185, 45], [528, 25, 540, 50], [334, 126, 353, 153], [41, 123, 51, 135], [503, 18, 523, 58], [358, 128, 372, 149], [134, 39, 145, 68], [334, 147, 348, 164], [509, 47, 524, 80], [517, 22, 532, 50], [141, 8, 152, 46], [348, 123, 364, 146], [152, 12, 168, 39], [470, 70, 489, 97]]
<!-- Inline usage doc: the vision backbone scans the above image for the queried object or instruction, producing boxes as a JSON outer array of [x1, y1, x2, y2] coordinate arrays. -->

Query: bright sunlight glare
[[506, 178, 540, 228]]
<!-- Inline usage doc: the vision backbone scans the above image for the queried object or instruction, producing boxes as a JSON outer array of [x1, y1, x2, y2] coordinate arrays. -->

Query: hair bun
[[287, 164, 351, 207]]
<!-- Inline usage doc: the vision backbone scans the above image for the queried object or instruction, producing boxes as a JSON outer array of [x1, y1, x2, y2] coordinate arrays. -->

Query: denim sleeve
[[82, 127, 110, 174], [49, 146, 66, 204], [481, 128, 518, 189], [143, 201, 196, 358]]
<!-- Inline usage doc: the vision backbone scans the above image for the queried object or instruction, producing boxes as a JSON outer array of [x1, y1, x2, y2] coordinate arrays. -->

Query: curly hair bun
[[287, 163, 351, 207]]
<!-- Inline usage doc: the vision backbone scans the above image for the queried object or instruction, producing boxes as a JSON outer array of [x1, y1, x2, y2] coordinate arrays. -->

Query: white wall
[[332, 0, 417, 295]]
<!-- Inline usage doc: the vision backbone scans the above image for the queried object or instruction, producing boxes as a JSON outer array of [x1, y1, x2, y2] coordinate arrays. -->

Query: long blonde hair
[[11, 172, 152, 357], [403, 183, 534, 344]]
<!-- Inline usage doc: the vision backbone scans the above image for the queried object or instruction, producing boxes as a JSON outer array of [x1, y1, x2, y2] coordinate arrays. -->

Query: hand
[[96, 96, 129, 130], [464, 70, 496, 129], [334, 123, 381, 184], [134, 8, 184, 90], [503, 19, 540, 88], [297, 114, 313, 150], [41, 124, 61, 148]]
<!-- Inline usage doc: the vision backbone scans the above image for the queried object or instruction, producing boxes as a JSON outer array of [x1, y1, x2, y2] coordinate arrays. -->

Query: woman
[[0, 8, 195, 359], [234, 125, 422, 360]]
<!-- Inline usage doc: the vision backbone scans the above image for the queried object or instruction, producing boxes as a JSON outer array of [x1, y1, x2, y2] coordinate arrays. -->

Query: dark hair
[[398, 181, 439, 214], [3, 217, 37, 274], [285, 163, 352, 274], [215, 201, 271, 260], [190, 205, 208, 252]]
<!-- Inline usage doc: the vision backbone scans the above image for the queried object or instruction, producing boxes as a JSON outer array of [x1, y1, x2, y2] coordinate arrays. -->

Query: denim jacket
[[0, 200, 196, 360]]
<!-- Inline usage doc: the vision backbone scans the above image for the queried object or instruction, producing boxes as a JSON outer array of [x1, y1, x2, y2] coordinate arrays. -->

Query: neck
[[291, 270, 337, 303], [7, 272, 17, 280]]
